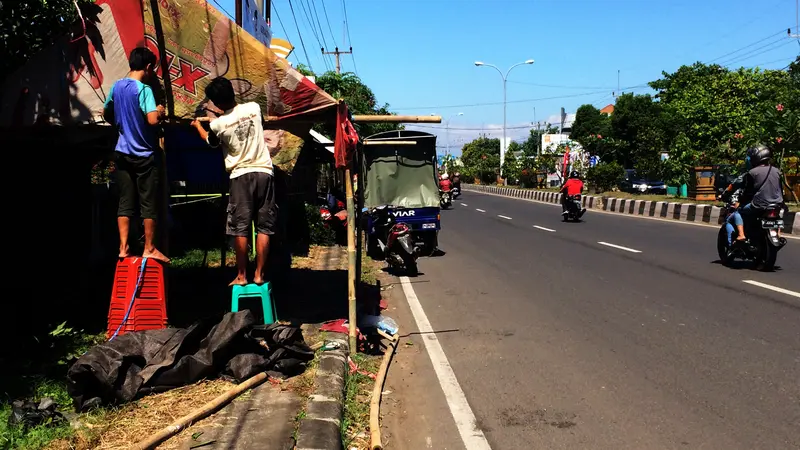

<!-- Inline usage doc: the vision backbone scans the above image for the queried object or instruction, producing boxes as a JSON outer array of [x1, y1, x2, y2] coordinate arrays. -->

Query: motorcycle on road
[[717, 203, 787, 270], [440, 190, 452, 210], [368, 205, 419, 276], [562, 195, 586, 222]]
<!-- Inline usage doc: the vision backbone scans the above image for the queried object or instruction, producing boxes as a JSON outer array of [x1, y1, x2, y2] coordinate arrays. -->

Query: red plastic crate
[[107, 257, 168, 339]]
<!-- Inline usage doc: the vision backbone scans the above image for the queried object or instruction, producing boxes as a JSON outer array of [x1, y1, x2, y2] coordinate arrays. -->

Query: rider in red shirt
[[560, 171, 585, 216], [439, 174, 452, 192]]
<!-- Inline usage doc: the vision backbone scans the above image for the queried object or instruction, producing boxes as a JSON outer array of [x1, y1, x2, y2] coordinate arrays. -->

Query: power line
[[297, 0, 331, 71], [287, 0, 314, 72], [393, 85, 651, 111], [507, 81, 619, 90], [719, 36, 792, 66], [209, 0, 236, 20], [341, 0, 359, 76], [707, 28, 789, 63], [319, 0, 339, 47]]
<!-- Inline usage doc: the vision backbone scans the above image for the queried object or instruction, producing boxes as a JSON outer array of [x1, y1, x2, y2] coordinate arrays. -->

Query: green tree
[[304, 69, 402, 138], [461, 135, 500, 184], [0, 0, 100, 78], [610, 93, 666, 178], [586, 161, 625, 192], [502, 143, 521, 184], [570, 104, 611, 148], [650, 63, 790, 159]]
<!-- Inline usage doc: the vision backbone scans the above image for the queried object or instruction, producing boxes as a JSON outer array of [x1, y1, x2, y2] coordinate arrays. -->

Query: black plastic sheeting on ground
[[67, 311, 314, 412]]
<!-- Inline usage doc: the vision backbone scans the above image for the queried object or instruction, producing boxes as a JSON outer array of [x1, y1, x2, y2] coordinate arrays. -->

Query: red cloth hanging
[[335, 102, 359, 168]]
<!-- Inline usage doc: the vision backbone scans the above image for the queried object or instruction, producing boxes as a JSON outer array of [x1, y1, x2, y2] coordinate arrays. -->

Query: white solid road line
[[400, 277, 493, 450], [598, 241, 642, 253], [498, 215, 513, 220], [476, 208, 486, 213], [742, 280, 800, 298], [460, 203, 468, 207], [533, 225, 556, 232]]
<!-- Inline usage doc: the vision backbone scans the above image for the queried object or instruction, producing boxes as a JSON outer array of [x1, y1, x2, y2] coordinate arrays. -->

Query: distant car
[[620, 169, 667, 195]]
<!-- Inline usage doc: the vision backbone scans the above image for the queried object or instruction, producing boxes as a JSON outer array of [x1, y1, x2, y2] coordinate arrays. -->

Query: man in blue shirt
[[103, 47, 169, 262]]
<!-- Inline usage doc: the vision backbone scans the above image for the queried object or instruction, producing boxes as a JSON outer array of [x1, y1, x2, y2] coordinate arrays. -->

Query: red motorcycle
[[369, 205, 418, 276]]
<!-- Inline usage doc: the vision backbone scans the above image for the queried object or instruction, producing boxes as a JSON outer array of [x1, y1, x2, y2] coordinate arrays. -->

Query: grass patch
[[360, 251, 378, 285], [170, 248, 238, 269], [341, 352, 381, 450]]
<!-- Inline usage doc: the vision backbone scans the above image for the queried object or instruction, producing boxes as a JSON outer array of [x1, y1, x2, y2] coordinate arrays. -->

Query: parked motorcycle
[[369, 205, 419, 276], [440, 190, 452, 209], [717, 203, 787, 270], [562, 195, 585, 222]]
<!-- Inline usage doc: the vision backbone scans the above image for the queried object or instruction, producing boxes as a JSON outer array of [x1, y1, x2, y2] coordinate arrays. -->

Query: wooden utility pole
[[321, 46, 352, 74]]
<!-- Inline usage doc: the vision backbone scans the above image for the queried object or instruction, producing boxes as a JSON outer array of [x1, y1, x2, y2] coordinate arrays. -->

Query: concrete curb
[[295, 332, 349, 450], [463, 184, 798, 236]]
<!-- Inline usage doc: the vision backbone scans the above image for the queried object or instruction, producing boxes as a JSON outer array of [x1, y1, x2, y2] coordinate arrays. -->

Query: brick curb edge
[[295, 332, 348, 450], [463, 185, 798, 236]]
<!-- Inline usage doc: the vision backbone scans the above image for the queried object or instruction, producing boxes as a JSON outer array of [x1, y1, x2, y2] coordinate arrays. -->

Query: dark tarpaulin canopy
[[362, 130, 440, 209], [67, 311, 313, 411]]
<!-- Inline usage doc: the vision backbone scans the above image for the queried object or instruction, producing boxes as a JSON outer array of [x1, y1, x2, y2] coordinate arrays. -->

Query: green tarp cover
[[362, 130, 439, 209]]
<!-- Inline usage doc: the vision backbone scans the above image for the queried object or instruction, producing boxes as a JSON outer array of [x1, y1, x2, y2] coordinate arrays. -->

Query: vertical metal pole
[[501, 76, 507, 181], [235, 0, 242, 26], [345, 167, 357, 352]]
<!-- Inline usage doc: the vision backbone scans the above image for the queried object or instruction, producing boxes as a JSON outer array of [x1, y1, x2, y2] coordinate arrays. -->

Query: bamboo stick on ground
[[370, 330, 399, 450], [129, 372, 269, 450]]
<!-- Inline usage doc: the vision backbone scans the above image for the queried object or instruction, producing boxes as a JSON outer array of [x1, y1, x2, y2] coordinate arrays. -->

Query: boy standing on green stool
[[191, 77, 276, 286]]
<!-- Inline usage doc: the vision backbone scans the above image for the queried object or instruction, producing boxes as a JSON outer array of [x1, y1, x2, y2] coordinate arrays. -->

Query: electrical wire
[[287, 0, 314, 72], [393, 85, 651, 111], [272, 3, 302, 65], [719, 37, 792, 66], [341, 0, 359, 76], [320, 0, 339, 47], [298, 0, 331, 71], [706, 28, 790, 63]]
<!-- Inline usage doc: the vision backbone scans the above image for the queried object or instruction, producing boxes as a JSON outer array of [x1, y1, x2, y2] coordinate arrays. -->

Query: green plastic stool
[[231, 282, 276, 324]]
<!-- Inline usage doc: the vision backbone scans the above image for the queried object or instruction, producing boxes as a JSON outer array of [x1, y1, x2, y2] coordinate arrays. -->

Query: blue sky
[[216, 0, 800, 153]]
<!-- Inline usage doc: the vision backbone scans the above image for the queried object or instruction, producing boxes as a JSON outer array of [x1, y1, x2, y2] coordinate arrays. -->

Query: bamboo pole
[[353, 115, 442, 123], [362, 140, 418, 146], [130, 371, 269, 450], [369, 330, 399, 450], [345, 167, 357, 352]]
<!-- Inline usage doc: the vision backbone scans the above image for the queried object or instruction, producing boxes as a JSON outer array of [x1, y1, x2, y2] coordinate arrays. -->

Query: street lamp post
[[445, 112, 464, 158], [475, 59, 534, 179]]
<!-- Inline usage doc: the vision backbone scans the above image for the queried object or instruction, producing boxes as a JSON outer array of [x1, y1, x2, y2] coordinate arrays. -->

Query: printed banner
[[1, 0, 336, 126]]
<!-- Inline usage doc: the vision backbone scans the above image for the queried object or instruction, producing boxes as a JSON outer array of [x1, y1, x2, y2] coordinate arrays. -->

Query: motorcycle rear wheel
[[401, 252, 418, 276], [717, 227, 732, 265], [761, 235, 778, 271]]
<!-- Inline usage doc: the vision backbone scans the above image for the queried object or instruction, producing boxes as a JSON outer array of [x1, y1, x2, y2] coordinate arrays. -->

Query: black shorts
[[114, 151, 160, 219], [227, 172, 277, 236]]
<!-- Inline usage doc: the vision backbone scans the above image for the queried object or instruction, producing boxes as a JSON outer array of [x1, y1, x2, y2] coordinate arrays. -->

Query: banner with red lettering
[[0, 0, 337, 127]]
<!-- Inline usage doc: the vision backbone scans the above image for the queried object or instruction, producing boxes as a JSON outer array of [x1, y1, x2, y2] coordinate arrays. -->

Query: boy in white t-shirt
[[191, 77, 276, 286]]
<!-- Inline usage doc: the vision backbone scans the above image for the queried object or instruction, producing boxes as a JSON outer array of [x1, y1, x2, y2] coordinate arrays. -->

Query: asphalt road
[[388, 190, 800, 450]]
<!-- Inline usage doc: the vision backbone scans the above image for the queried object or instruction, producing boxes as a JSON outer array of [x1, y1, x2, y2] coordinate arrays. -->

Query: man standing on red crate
[[191, 77, 277, 286], [103, 47, 169, 263]]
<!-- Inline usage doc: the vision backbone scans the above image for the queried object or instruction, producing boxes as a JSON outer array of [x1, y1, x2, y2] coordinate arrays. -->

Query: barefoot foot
[[229, 275, 248, 286], [253, 276, 265, 285], [119, 244, 130, 259], [143, 248, 171, 264]]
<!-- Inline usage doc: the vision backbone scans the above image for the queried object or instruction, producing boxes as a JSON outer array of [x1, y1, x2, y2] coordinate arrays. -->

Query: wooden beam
[[363, 140, 417, 146], [352, 115, 442, 123]]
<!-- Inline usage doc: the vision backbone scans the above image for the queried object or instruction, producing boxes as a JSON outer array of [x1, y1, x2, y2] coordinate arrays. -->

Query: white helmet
[[442, 173, 449, 180]]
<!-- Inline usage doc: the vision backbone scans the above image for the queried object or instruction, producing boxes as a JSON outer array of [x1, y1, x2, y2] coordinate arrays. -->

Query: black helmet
[[746, 144, 771, 167], [569, 170, 580, 178]]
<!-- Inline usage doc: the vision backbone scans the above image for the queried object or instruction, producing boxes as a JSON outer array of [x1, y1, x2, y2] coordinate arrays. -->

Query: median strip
[[742, 280, 800, 299], [597, 241, 642, 253], [533, 225, 556, 232]]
